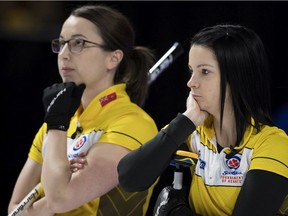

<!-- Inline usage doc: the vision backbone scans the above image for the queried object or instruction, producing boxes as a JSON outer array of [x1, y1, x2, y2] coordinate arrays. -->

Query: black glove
[[43, 82, 86, 131], [153, 186, 197, 216]]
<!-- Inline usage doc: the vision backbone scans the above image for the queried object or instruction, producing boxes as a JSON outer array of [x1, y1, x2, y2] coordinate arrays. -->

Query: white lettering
[[47, 88, 67, 112]]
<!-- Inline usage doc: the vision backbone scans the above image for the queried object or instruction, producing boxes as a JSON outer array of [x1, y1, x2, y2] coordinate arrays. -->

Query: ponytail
[[115, 46, 155, 107]]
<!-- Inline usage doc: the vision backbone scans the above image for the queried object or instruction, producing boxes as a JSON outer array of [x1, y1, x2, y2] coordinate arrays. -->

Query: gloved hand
[[43, 82, 86, 131], [153, 186, 197, 216]]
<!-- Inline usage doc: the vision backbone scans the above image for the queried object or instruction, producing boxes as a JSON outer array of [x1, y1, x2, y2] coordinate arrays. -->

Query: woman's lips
[[61, 67, 74, 75]]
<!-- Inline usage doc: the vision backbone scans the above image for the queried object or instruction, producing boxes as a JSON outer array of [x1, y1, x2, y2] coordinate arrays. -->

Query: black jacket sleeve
[[232, 169, 288, 216], [117, 113, 196, 192]]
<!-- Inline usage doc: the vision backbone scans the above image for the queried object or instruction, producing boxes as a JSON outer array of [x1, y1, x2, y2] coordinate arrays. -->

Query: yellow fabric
[[186, 115, 288, 216], [29, 84, 158, 216]]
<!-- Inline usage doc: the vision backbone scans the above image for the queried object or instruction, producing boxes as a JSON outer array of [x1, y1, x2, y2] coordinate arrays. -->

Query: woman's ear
[[107, 49, 124, 70]]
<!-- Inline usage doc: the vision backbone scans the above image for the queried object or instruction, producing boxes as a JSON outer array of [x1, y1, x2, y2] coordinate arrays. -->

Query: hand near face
[[183, 91, 209, 127]]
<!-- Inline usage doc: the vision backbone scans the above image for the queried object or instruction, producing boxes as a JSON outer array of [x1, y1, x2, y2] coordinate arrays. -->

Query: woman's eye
[[75, 39, 84, 46], [59, 40, 66, 46], [202, 69, 209, 74]]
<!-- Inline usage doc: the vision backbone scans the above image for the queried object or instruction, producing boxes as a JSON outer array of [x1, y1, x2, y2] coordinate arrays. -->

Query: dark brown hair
[[191, 24, 274, 146], [72, 4, 155, 106]]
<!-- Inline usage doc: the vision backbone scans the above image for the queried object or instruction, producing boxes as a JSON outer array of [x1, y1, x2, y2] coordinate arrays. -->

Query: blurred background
[[2, 1, 287, 215]]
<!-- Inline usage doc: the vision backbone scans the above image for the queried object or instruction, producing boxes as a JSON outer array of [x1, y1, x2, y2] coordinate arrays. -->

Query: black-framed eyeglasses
[[51, 38, 107, 54]]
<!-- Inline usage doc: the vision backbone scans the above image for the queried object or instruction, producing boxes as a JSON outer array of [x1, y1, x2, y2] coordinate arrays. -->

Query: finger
[[70, 162, 84, 169], [71, 168, 79, 173], [70, 157, 85, 164]]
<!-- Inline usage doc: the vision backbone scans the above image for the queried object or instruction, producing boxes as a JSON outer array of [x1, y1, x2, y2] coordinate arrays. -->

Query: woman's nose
[[59, 43, 70, 59], [187, 75, 199, 88]]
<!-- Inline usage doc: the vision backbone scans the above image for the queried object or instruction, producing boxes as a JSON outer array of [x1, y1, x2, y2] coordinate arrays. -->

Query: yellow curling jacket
[[29, 84, 158, 216], [187, 115, 288, 216]]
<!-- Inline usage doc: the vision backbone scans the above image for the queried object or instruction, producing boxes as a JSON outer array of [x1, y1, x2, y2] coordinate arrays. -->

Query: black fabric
[[232, 169, 288, 216], [147, 143, 193, 216], [42, 82, 85, 131], [118, 113, 196, 192], [216, 142, 223, 153], [153, 186, 197, 216]]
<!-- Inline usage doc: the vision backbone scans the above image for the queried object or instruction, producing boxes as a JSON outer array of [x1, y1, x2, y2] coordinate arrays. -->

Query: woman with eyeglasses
[[8, 4, 158, 216]]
